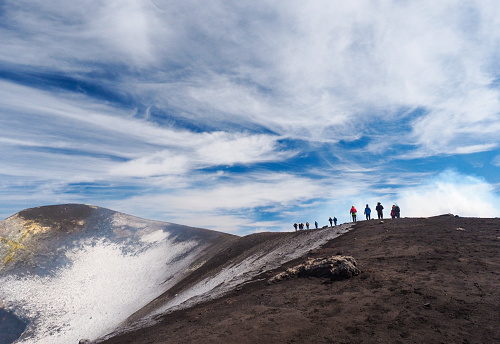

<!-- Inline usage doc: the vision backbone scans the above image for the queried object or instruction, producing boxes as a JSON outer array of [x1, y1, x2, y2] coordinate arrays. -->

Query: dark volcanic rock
[[0, 308, 27, 344]]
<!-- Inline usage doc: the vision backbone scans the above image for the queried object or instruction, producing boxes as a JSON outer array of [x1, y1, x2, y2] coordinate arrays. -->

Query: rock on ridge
[[268, 255, 360, 284]]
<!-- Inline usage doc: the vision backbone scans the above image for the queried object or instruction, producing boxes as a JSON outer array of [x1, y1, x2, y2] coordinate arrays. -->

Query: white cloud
[[1, 1, 500, 233], [110, 132, 289, 177], [118, 0, 500, 151], [453, 143, 498, 155], [395, 170, 500, 218], [411, 87, 500, 155], [110, 151, 191, 177], [196, 133, 291, 165], [0, 81, 292, 179], [0, 0, 172, 67], [3, 1, 500, 147], [128, 173, 326, 213], [103, 172, 332, 233], [88, 0, 158, 64]]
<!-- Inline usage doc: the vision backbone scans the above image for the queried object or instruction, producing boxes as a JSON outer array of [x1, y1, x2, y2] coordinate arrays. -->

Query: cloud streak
[[1, 1, 500, 233]]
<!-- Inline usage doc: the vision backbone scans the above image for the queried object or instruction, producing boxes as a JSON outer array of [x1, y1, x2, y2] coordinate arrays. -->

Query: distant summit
[[0, 204, 232, 273]]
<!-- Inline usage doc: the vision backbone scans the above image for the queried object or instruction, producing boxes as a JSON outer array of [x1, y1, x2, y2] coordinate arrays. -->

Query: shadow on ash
[[0, 204, 353, 344]]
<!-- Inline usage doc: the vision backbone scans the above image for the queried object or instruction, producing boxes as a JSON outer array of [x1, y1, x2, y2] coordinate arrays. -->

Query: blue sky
[[1, 0, 500, 234]]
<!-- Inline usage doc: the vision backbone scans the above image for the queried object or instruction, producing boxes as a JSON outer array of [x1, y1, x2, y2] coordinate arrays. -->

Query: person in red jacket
[[350, 206, 357, 222], [391, 205, 396, 219]]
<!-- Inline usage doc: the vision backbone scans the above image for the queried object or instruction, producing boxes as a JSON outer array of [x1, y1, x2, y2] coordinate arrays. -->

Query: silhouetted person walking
[[376, 202, 384, 219]]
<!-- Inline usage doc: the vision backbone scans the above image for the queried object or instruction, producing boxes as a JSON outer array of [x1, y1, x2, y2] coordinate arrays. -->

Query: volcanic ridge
[[0, 204, 499, 344]]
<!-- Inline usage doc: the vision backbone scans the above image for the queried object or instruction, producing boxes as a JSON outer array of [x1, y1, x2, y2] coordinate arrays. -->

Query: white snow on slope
[[0, 233, 199, 344]]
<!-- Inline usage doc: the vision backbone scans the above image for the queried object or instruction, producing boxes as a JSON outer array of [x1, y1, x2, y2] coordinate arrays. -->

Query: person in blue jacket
[[364, 204, 371, 220]]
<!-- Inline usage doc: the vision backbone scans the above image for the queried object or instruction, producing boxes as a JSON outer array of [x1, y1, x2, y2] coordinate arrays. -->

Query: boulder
[[268, 256, 360, 284]]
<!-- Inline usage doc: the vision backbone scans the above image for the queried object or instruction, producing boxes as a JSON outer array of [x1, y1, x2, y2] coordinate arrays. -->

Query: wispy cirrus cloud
[[1, 1, 500, 233], [104, 172, 330, 233], [111, 133, 291, 177]]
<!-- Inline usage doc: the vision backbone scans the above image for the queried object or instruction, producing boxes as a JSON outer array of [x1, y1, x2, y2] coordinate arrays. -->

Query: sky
[[1, 0, 500, 235]]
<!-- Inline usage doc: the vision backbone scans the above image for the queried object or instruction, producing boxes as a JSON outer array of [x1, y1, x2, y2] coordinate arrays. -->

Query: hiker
[[391, 205, 396, 219], [300, 222, 304, 230], [395, 205, 401, 218], [329, 217, 333, 227], [376, 202, 384, 219], [333, 217, 337, 226], [350, 206, 357, 222], [293, 223, 298, 231], [315, 221, 318, 229], [364, 204, 371, 220], [306, 221, 310, 230]]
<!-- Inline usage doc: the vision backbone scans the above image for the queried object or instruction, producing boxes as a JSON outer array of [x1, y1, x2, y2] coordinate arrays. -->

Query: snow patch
[[141, 230, 170, 243], [0, 235, 198, 344]]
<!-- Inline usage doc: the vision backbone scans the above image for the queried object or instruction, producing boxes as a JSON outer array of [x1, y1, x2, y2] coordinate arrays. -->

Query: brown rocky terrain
[[101, 215, 500, 344]]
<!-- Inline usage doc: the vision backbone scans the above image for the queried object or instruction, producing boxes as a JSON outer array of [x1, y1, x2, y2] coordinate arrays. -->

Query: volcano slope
[[0, 204, 236, 344], [101, 215, 500, 344], [0, 204, 352, 344]]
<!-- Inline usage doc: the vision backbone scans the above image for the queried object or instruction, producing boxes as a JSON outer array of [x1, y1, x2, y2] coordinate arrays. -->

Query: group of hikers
[[294, 202, 401, 231], [294, 221, 319, 231], [293, 216, 338, 231], [350, 202, 401, 222]]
